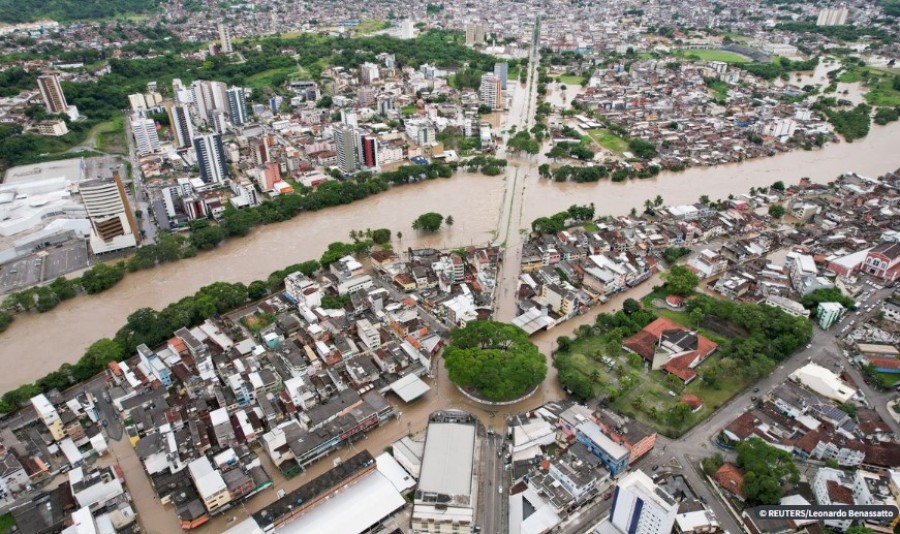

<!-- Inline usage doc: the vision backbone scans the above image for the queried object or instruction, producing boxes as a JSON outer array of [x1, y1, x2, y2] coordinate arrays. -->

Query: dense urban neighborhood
[[0, 0, 899, 533]]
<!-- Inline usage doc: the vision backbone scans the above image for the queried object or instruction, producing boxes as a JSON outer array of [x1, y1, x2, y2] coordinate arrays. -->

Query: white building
[[479, 73, 503, 110], [817, 6, 849, 26], [78, 173, 139, 254], [131, 115, 160, 156], [790, 363, 857, 403], [608, 470, 678, 534]]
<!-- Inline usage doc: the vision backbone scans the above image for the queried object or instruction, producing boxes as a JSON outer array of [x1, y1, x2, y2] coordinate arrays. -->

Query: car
[[652, 465, 659, 471], [753, 387, 760, 393], [751, 396, 758, 402], [604, 492, 613, 501], [806, 344, 812, 349]]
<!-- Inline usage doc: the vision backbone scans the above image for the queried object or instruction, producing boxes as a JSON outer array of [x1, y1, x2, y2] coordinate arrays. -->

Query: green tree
[[768, 204, 786, 218], [49, 276, 77, 301], [771, 180, 785, 191], [412, 212, 444, 232], [736, 437, 800, 505], [371, 228, 392, 244], [701, 452, 725, 475], [445, 215, 454, 227], [665, 265, 700, 296], [444, 321, 547, 401], [74, 338, 124, 381], [622, 298, 641, 314], [248, 280, 268, 300]]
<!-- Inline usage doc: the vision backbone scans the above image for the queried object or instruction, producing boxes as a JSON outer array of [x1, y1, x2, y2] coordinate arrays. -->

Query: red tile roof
[[714, 463, 745, 498], [826, 481, 853, 505], [622, 317, 718, 382], [681, 394, 703, 410]]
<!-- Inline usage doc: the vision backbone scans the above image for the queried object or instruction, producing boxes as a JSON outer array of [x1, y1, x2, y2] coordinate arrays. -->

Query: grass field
[[557, 75, 583, 85], [586, 128, 629, 153], [245, 65, 310, 90], [354, 19, 388, 34], [865, 74, 900, 107], [0, 513, 14, 532], [680, 49, 752, 64], [94, 116, 127, 155]]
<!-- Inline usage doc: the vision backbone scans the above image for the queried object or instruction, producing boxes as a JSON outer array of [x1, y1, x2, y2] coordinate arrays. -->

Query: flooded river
[[1, 103, 900, 393]]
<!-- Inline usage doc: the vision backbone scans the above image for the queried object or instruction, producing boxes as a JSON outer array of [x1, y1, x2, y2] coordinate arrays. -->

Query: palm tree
[[396, 231, 403, 241], [349, 229, 358, 241], [630, 207, 637, 217], [446, 215, 454, 227], [654, 194, 664, 207]]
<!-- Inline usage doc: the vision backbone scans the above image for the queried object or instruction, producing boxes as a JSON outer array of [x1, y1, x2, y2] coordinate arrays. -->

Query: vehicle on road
[[604, 493, 612, 500], [652, 464, 659, 471], [753, 387, 759, 393], [806, 344, 812, 349]]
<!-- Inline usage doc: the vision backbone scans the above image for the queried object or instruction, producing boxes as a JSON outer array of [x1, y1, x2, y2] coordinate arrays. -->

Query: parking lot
[[0, 242, 90, 294]]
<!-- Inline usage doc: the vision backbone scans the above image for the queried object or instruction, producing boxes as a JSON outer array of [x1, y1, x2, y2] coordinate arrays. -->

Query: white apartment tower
[[333, 126, 358, 174], [609, 471, 678, 534], [79, 171, 140, 253], [166, 103, 195, 149], [131, 115, 161, 155], [817, 6, 849, 26], [480, 73, 504, 110], [218, 22, 233, 54]]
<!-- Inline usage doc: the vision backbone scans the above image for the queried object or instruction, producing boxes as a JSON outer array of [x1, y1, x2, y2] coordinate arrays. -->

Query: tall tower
[[166, 103, 195, 150], [218, 22, 233, 54], [494, 62, 509, 90], [358, 134, 378, 169], [131, 115, 160, 155], [193, 133, 229, 184], [37, 74, 68, 114], [79, 170, 140, 253], [226, 87, 248, 126], [333, 126, 358, 174], [480, 73, 503, 110]]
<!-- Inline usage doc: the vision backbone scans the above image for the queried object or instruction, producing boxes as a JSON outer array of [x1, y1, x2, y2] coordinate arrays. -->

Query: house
[[713, 463, 745, 501], [593, 409, 657, 464], [622, 317, 718, 383], [575, 421, 629, 476]]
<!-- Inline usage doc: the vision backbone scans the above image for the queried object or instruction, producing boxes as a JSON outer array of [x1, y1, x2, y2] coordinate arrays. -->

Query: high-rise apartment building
[[360, 62, 380, 85], [480, 73, 504, 110], [218, 22, 233, 54], [608, 471, 678, 534], [79, 170, 139, 254], [193, 133, 229, 184], [37, 74, 68, 114], [166, 103, 195, 150], [465, 23, 485, 46], [226, 87, 248, 126], [358, 134, 378, 169], [190, 80, 228, 124], [333, 126, 358, 174], [816, 6, 849, 25], [131, 115, 160, 155], [494, 62, 509, 90]]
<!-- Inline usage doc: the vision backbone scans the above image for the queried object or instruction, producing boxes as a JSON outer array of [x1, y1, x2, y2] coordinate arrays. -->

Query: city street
[[477, 431, 508, 534]]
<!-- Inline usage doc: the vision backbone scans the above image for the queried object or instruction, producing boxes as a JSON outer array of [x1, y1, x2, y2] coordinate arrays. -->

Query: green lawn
[[586, 128, 629, 153], [0, 513, 14, 532], [245, 65, 310, 90], [557, 75, 583, 85], [874, 371, 900, 386], [95, 115, 126, 155], [680, 49, 752, 64], [582, 222, 599, 232], [865, 74, 900, 107], [354, 19, 388, 34]]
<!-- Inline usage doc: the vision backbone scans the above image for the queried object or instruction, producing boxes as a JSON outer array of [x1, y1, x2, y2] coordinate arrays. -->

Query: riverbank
[[1, 120, 899, 391]]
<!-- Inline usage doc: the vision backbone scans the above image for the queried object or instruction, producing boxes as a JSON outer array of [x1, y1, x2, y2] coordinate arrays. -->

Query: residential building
[[548, 442, 609, 502], [31, 394, 65, 441], [166, 103, 195, 149], [575, 421, 629, 476], [333, 126, 358, 174], [358, 134, 378, 169], [36, 120, 68, 136], [817, 302, 844, 330], [226, 87, 248, 126], [79, 171, 140, 254], [188, 457, 231, 513], [608, 470, 678, 534], [131, 115, 160, 156], [193, 133, 229, 184], [218, 22, 233, 54], [480, 73, 503, 111], [37, 74, 67, 114], [494, 62, 509, 90], [817, 6, 849, 26]]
